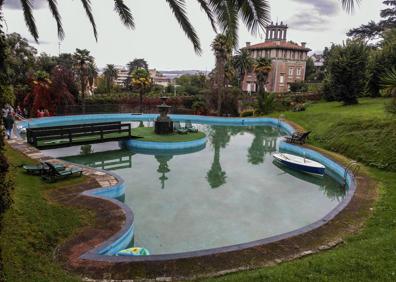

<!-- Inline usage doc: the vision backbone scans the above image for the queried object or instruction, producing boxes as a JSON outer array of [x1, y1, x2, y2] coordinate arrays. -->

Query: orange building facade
[[242, 22, 311, 93]]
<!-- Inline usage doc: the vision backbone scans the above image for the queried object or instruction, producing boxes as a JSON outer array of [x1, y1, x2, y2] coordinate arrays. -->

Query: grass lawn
[[206, 98, 396, 281], [132, 126, 206, 142], [0, 146, 92, 282]]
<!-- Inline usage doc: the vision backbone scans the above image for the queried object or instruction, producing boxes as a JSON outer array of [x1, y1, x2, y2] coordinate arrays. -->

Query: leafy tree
[[175, 74, 207, 96], [211, 34, 232, 115], [23, 71, 52, 116], [366, 28, 396, 97], [127, 58, 148, 72], [4, 33, 37, 105], [48, 65, 77, 113], [35, 52, 57, 73], [324, 40, 369, 105], [103, 64, 118, 92], [305, 57, 316, 81], [348, 1, 396, 41], [0, 16, 13, 244], [130, 67, 151, 112], [56, 53, 75, 70], [232, 48, 254, 86]]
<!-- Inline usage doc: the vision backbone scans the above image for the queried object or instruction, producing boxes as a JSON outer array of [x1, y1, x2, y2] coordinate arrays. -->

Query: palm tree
[[103, 64, 118, 93], [254, 57, 272, 94], [233, 49, 254, 86], [130, 67, 152, 112], [87, 62, 98, 93], [73, 49, 94, 113], [211, 34, 232, 115], [381, 68, 396, 113], [381, 68, 396, 95]]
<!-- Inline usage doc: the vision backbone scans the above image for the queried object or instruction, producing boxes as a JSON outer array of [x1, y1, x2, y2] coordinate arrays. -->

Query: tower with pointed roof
[[242, 21, 311, 93]]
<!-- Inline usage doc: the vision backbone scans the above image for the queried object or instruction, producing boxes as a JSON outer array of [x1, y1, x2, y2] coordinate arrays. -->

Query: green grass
[[132, 127, 206, 142], [207, 98, 396, 282], [0, 147, 92, 282]]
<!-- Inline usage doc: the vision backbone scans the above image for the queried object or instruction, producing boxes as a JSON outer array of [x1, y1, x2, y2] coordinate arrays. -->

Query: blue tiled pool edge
[[17, 114, 357, 263], [121, 136, 207, 151]]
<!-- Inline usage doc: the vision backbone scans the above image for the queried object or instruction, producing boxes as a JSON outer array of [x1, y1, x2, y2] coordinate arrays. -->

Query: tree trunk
[[216, 56, 225, 116], [139, 89, 143, 113], [81, 76, 86, 114]]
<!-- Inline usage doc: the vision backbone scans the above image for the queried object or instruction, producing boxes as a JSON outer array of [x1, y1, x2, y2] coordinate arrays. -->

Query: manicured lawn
[[207, 98, 396, 281], [0, 147, 92, 282], [132, 126, 206, 142]]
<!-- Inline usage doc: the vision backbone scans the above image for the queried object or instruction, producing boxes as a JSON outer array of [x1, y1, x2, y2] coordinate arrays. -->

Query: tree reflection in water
[[247, 126, 279, 165]]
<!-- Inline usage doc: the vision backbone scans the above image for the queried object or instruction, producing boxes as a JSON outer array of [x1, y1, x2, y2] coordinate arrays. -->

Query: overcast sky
[[3, 0, 383, 70]]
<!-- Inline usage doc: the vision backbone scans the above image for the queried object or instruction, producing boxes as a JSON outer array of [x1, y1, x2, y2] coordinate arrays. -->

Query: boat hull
[[273, 153, 325, 176]]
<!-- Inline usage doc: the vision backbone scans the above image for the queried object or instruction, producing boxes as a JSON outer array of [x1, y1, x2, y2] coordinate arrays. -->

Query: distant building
[[311, 53, 325, 68], [149, 69, 174, 87], [242, 21, 311, 93], [114, 66, 130, 87]]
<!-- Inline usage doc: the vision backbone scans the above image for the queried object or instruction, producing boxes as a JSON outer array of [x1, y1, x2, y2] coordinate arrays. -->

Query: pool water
[[45, 123, 346, 255]]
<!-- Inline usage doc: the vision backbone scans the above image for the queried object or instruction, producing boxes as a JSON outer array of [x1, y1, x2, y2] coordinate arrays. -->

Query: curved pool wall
[[17, 114, 356, 262], [121, 137, 207, 151], [18, 113, 296, 134]]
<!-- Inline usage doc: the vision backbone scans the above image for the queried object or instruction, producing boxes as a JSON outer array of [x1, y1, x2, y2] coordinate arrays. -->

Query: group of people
[[2, 105, 15, 140], [36, 109, 51, 118]]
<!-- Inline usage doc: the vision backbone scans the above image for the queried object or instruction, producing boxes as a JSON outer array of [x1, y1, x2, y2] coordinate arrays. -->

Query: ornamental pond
[[41, 121, 346, 255]]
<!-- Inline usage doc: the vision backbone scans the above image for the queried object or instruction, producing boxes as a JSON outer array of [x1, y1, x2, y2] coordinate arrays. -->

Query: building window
[[288, 67, 294, 76], [280, 74, 285, 84], [296, 67, 302, 76]]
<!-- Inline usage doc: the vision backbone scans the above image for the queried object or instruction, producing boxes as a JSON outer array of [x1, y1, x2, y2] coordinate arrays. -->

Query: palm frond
[[341, 0, 361, 13], [165, 0, 201, 54], [20, 0, 39, 42], [47, 0, 65, 40], [381, 68, 396, 94], [209, 0, 270, 48], [80, 0, 98, 41], [113, 0, 134, 29], [196, 0, 217, 32], [237, 0, 270, 35]]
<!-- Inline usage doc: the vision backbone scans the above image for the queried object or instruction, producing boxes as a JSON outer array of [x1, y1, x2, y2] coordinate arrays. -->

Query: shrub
[[255, 92, 275, 115], [289, 81, 308, 93]]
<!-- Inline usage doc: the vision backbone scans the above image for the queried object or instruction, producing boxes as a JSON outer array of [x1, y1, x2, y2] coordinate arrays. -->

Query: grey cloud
[[4, 0, 47, 10], [287, 11, 331, 31], [291, 0, 339, 15]]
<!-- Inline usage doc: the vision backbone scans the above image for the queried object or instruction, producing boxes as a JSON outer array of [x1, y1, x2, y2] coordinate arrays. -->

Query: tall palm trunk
[[139, 89, 144, 113], [216, 55, 225, 116]]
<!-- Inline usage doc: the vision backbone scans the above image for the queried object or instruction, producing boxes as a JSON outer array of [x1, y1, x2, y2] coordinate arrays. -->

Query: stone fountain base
[[155, 119, 173, 135]]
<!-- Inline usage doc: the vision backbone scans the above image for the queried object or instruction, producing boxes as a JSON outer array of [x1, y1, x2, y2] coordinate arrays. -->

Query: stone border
[[9, 115, 377, 280]]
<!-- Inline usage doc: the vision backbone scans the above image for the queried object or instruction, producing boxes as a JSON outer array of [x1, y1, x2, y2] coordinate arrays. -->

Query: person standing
[[4, 112, 15, 139]]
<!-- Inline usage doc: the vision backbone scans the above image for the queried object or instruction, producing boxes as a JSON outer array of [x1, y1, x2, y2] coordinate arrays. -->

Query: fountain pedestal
[[155, 97, 173, 135]]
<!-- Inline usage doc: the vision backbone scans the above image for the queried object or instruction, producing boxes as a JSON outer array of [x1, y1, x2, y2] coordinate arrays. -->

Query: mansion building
[[242, 22, 311, 93]]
